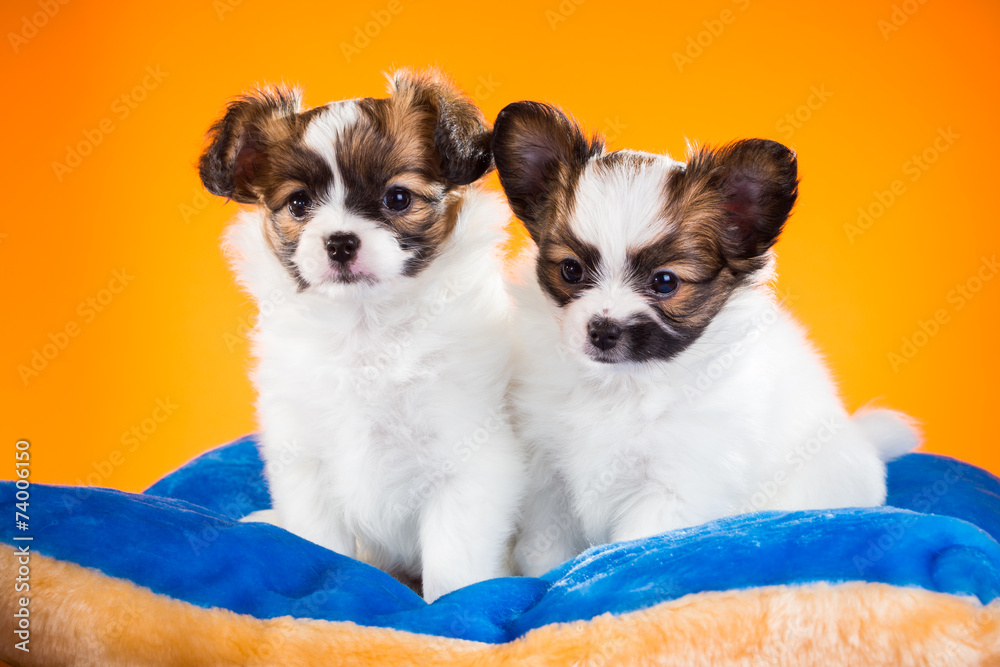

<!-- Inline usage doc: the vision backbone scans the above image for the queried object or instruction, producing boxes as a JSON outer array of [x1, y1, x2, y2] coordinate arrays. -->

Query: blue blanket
[[4, 436, 1000, 645]]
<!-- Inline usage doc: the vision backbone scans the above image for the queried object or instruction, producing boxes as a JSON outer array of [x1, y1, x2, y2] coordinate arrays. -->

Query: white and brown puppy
[[199, 70, 524, 601], [492, 102, 920, 577]]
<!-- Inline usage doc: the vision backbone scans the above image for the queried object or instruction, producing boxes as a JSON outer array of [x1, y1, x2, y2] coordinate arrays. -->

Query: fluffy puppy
[[492, 102, 920, 577], [198, 70, 524, 601]]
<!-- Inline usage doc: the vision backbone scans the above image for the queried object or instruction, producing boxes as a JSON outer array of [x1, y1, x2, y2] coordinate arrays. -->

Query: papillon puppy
[[199, 70, 524, 601], [492, 102, 920, 577]]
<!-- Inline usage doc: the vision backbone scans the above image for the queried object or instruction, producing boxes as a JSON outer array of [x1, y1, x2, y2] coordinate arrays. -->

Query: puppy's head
[[493, 102, 797, 366], [199, 69, 492, 296]]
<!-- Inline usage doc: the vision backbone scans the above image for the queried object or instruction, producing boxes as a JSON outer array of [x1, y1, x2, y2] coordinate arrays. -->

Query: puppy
[[492, 102, 920, 577], [198, 70, 524, 601]]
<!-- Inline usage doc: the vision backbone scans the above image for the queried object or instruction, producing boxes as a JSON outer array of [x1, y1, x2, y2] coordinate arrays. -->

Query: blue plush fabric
[[4, 438, 1000, 643], [145, 435, 270, 519]]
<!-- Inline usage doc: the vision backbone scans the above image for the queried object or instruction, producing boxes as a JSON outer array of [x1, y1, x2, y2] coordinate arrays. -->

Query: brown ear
[[491, 101, 604, 243], [198, 87, 302, 203], [683, 138, 798, 263], [389, 69, 493, 186]]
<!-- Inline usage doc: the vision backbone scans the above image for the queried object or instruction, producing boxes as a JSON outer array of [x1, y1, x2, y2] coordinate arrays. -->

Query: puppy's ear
[[684, 138, 798, 262], [492, 101, 604, 242], [198, 87, 302, 203], [389, 69, 493, 186]]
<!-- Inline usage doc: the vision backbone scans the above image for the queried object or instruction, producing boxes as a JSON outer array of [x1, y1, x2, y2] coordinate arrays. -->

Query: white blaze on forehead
[[303, 100, 361, 205], [571, 154, 682, 281]]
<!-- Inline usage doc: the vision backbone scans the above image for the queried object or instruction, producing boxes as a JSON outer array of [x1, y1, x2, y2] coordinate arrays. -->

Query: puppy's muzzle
[[326, 233, 360, 265]]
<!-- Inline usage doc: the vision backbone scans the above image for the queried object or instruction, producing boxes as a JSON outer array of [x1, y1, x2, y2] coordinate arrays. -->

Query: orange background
[[2, 0, 998, 492]]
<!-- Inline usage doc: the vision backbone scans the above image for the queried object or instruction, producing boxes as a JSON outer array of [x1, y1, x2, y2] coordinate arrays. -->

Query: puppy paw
[[239, 508, 280, 525]]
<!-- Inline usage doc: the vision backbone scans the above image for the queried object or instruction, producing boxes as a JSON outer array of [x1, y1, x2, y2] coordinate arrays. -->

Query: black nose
[[326, 233, 360, 264], [588, 318, 623, 351]]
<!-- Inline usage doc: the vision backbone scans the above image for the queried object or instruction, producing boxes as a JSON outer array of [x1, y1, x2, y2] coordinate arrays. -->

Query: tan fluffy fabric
[[1, 547, 998, 666]]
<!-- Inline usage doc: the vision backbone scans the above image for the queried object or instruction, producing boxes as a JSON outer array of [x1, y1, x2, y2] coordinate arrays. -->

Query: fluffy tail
[[853, 407, 922, 462]]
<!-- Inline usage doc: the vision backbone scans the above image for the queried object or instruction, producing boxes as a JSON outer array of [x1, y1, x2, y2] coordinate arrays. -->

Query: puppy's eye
[[382, 186, 412, 212], [651, 270, 680, 295], [560, 259, 584, 284], [287, 190, 312, 220]]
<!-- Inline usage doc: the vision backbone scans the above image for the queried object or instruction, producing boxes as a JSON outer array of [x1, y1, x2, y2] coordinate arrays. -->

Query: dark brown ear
[[491, 101, 604, 243], [683, 138, 798, 262], [198, 87, 302, 204], [390, 69, 493, 186]]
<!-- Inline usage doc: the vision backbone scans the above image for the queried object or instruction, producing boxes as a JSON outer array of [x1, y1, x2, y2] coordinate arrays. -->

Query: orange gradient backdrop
[[2, 0, 998, 492]]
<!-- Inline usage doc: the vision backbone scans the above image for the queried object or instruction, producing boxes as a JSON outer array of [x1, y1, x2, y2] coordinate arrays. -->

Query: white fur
[[509, 157, 920, 577], [230, 123, 524, 600]]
